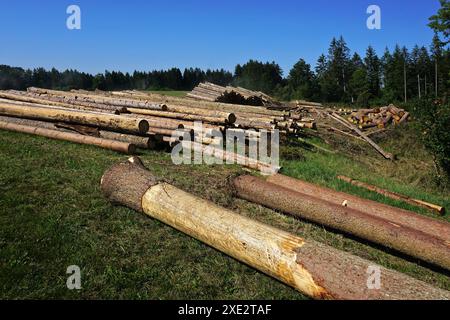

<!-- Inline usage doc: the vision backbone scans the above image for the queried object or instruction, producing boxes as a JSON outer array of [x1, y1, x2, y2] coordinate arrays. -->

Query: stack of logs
[[346, 104, 410, 130], [0, 87, 317, 170], [187, 82, 287, 109]]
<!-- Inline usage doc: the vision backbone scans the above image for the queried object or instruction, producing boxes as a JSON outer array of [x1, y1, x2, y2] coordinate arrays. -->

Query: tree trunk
[[100, 158, 450, 300], [337, 175, 445, 215], [0, 102, 149, 134], [267, 174, 450, 242], [233, 175, 450, 271]]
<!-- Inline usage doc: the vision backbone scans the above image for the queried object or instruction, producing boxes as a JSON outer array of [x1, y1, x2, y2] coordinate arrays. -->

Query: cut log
[[324, 125, 365, 142], [163, 105, 236, 120], [337, 175, 445, 215], [399, 112, 410, 124], [0, 120, 135, 154], [125, 108, 236, 124], [1, 91, 126, 113], [100, 157, 450, 300], [180, 141, 280, 174], [97, 131, 156, 149], [233, 175, 450, 270], [267, 174, 450, 242], [330, 113, 393, 159], [0, 102, 149, 134], [27, 87, 167, 111]]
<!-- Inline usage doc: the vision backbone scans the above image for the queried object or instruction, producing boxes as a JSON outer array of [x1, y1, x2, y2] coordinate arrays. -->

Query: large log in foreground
[[0, 121, 135, 154], [267, 174, 450, 242], [233, 175, 450, 271], [0, 103, 149, 134], [100, 157, 449, 299]]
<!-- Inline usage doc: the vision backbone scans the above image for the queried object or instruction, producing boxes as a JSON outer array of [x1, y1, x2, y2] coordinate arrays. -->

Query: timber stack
[[0, 87, 316, 170], [187, 82, 289, 110], [346, 104, 410, 130]]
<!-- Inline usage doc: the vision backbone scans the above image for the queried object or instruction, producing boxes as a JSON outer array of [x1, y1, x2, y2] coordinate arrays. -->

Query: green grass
[[147, 90, 188, 97], [0, 124, 449, 299]]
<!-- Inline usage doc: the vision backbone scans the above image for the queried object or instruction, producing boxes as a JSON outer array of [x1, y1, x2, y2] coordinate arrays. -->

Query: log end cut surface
[[138, 120, 150, 134], [100, 157, 158, 212]]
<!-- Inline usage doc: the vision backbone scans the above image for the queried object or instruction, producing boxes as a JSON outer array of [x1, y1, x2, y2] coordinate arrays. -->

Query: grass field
[[147, 90, 188, 97], [0, 95, 449, 299]]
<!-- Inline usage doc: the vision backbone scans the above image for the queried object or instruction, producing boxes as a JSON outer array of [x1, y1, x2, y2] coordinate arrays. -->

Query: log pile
[[0, 87, 317, 170], [187, 82, 286, 109], [346, 104, 410, 130]]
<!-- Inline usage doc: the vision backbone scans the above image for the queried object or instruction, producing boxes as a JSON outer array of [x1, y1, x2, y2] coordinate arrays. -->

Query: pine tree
[[364, 46, 381, 98], [287, 59, 317, 100]]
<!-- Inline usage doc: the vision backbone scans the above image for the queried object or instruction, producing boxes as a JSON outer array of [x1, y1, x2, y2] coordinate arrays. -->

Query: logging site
[[1, 0, 450, 304]]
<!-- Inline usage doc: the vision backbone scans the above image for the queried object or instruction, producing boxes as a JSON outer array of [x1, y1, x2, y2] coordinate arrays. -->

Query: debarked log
[[0, 120, 135, 154], [100, 157, 450, 300], [233, 175, 450, 271], [0, 103, 149, 134]]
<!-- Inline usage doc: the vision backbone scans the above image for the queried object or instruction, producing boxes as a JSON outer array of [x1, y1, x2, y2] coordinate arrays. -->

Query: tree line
[[1, 33, 448, 106], [0, 66, 233, 93], [1, 2, 448, 106]]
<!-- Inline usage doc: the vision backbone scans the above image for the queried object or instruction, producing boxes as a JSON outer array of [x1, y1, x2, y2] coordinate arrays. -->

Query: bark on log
[[100, 158, 450, 300], [233, 175, 450, 270], [2, 91, 125, 113], [27, 87, 167, 111], [0, 116, 152, 149], [0, 92, 97, 111], [337, 175, 445, 215], [125, 107, 236, 124], [0, 120, 135, 154], [267, 174, 450, 243], [324, 126, 365, 142], [97, 131, 156, 149], [163, 105, 236, 120], [0, 102, 149, 134]]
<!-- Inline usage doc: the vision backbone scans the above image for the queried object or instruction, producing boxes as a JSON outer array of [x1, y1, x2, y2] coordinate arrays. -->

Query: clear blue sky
[[0, 0, 441, 75]]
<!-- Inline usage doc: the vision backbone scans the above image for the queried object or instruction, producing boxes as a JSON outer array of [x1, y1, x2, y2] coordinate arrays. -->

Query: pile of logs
[[346, 104, 410, 130], [0, 87, 317, 170], [187, 82, 286, 109]]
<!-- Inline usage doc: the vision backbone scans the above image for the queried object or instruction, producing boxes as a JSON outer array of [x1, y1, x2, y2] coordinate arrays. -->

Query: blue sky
[[0, 0, 441, 75]]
